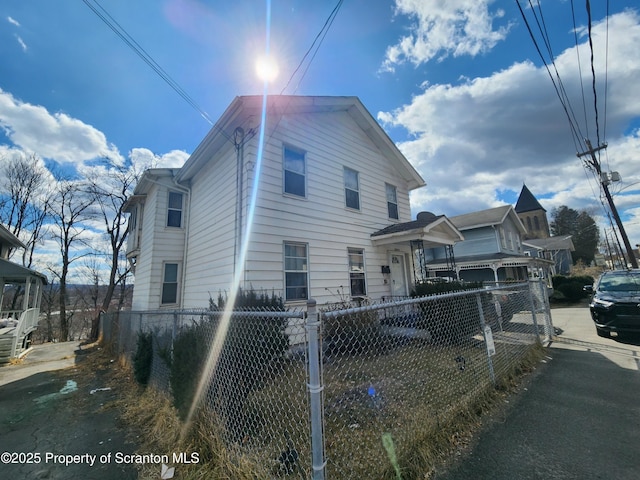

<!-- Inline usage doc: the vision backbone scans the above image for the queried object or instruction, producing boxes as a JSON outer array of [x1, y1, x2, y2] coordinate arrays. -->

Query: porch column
[[491, 264, 499, 285], [22, 278, 32, 311]]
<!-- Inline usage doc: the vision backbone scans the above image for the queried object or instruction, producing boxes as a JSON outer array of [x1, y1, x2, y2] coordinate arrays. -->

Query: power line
[[81, 0, 233, 143], [280, 0, 344, 95]]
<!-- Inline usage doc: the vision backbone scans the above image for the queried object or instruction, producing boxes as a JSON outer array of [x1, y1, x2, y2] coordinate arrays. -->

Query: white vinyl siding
[[284, 242, 308, 301], [162, 108, 417, 307]]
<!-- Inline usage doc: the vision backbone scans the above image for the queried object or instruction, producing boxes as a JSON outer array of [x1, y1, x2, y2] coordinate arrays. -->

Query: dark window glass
[[386, 184, 398, 219], [284, 147, 306, 197], [167, 192, 183, 227], [348, 248, 366, 296], [344, 168, 360, 210], [161, 263, 178, 304]]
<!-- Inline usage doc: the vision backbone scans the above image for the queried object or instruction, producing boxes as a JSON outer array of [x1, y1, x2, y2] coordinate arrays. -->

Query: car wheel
[[596, 327, 610, 338]]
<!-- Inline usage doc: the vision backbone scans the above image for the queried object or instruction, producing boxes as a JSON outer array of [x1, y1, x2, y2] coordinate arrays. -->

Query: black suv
[[584, 269, 640, 338]]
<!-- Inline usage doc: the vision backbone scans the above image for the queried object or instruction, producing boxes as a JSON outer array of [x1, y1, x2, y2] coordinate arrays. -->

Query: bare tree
[[0, 153, 50, 267], [83, 161, 138, 339], [48, 177, 94, 341]]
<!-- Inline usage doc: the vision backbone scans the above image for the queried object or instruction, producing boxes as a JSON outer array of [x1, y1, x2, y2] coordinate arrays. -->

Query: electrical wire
[[517, 1, 585, 153], [280, 0, 344, 95], [570, 0, 590, 142], [81, 0, 233, 143], [585, 0, 602, 149]]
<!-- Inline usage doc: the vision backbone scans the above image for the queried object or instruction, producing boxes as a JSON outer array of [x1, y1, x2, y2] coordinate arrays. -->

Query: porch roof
[[371, 211, 464, 248], [0, 258, 48, 284]]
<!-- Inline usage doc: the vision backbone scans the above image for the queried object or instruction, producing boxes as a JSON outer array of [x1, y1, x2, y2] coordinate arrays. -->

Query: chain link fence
[[101, 280, 552, 479]]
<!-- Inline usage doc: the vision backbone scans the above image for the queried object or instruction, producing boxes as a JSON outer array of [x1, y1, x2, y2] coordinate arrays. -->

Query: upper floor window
[[386, 183, 398, 219], [161, 262, 179, 305], [348, 247, 366, 296], [283, 146, 306, 197], [534, 216, 540, 230], [167, 191, 183, 227], [284, 242, 308, 301], [344, 167, 360, 210]]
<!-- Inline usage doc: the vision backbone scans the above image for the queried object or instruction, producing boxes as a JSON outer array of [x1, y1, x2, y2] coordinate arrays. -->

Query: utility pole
[[577, 139, 638, 268]]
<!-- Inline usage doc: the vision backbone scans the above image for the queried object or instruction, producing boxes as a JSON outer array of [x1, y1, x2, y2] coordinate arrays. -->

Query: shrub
[[411, 280, 483, 297], [133, 331, 153, 385], [551, 275, 594, 303], [169, 288, 289, 441]]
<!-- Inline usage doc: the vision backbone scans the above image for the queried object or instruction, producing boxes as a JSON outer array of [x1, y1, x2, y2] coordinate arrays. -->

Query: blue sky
[[1, 0, 640, 273]]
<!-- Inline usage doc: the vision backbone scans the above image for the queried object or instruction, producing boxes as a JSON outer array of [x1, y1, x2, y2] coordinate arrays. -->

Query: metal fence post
[[536, 279, 554, 343], [475, 293, 496, 385], [527, 280, 541, 340], [306, 299, 326, 480]]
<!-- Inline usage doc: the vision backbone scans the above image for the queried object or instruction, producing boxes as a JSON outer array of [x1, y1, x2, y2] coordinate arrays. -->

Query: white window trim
[[386, 183, 399, 220], [167, 191, 184, 228], [347, 247, 367, 297], [283, 144, 307, 198], [284, 242, 309, 302], [161, 261, 181, 306], [344, 167, 360, 211]]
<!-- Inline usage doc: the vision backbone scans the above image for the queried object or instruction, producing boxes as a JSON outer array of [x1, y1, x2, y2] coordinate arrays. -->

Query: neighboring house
[[523, 235, 575, 275], [515, 184, 551, 240], [125, 95, 463, 310], [424, 205, 554, 284], [0, 224, 47, 362]]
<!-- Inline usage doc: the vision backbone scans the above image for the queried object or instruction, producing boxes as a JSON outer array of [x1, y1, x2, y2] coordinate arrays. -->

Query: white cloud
[[0, 89, 123, 166], [15, 34, 27, 52], [381, 10, 640, 246], [382, 0, 510, 72], [129, 147, 189, 170], [7, 16, 20, 27]]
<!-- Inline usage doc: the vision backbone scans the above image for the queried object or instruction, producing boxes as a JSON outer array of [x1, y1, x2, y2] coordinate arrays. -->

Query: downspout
[[233, 127, 245, 283]]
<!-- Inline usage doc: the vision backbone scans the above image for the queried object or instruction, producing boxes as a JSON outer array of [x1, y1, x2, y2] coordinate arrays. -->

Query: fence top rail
[[321, 282, 530, 319], [118, 309, 305, 319]]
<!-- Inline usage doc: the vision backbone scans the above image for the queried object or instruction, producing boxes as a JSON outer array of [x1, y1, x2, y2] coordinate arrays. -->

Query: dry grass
[[86, 333, 545, 480]]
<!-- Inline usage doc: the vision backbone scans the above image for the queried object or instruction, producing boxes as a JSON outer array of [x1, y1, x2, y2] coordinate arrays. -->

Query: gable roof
[[0, 223, 26, 250], [515, 184, 546, 213], [450, 205, 527, 234], [176, 95, 426, 190], [371, 211, 464, 247]]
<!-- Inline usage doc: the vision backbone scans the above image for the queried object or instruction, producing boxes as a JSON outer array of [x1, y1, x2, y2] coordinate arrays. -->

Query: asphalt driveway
[[433, 306, 640, 480], [0, 343, 138, 480]]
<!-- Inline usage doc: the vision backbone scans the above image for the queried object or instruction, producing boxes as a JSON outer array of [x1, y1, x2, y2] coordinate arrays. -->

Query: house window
[[161, 263, 179, 305], [534, 216, 540, 230], [348, 248, 366, 296], [386, 183, 398, 219], [284, 242, 308, 301], [344, 167, 360, 210], [283, 146, 306, 197], [167, 191, 183, 227], [526, 217, 532, 231]]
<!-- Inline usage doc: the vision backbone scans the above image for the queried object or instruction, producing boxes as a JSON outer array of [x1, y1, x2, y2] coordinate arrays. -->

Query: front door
[[390, 254, 408, 296]]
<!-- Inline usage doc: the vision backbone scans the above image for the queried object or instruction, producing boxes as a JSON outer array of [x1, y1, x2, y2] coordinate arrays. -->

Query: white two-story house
[[125, 96, 463, 310]]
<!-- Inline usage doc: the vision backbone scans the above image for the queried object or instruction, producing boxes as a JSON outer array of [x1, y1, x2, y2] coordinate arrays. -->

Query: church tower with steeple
[[515, 184, 550, 240]]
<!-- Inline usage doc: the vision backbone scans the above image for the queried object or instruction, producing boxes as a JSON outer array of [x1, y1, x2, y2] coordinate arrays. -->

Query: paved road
[[434, 306, 640, 480]]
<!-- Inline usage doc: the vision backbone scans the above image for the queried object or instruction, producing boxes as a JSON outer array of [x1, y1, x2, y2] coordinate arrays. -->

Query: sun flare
[[255, 55, 279, 83]]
